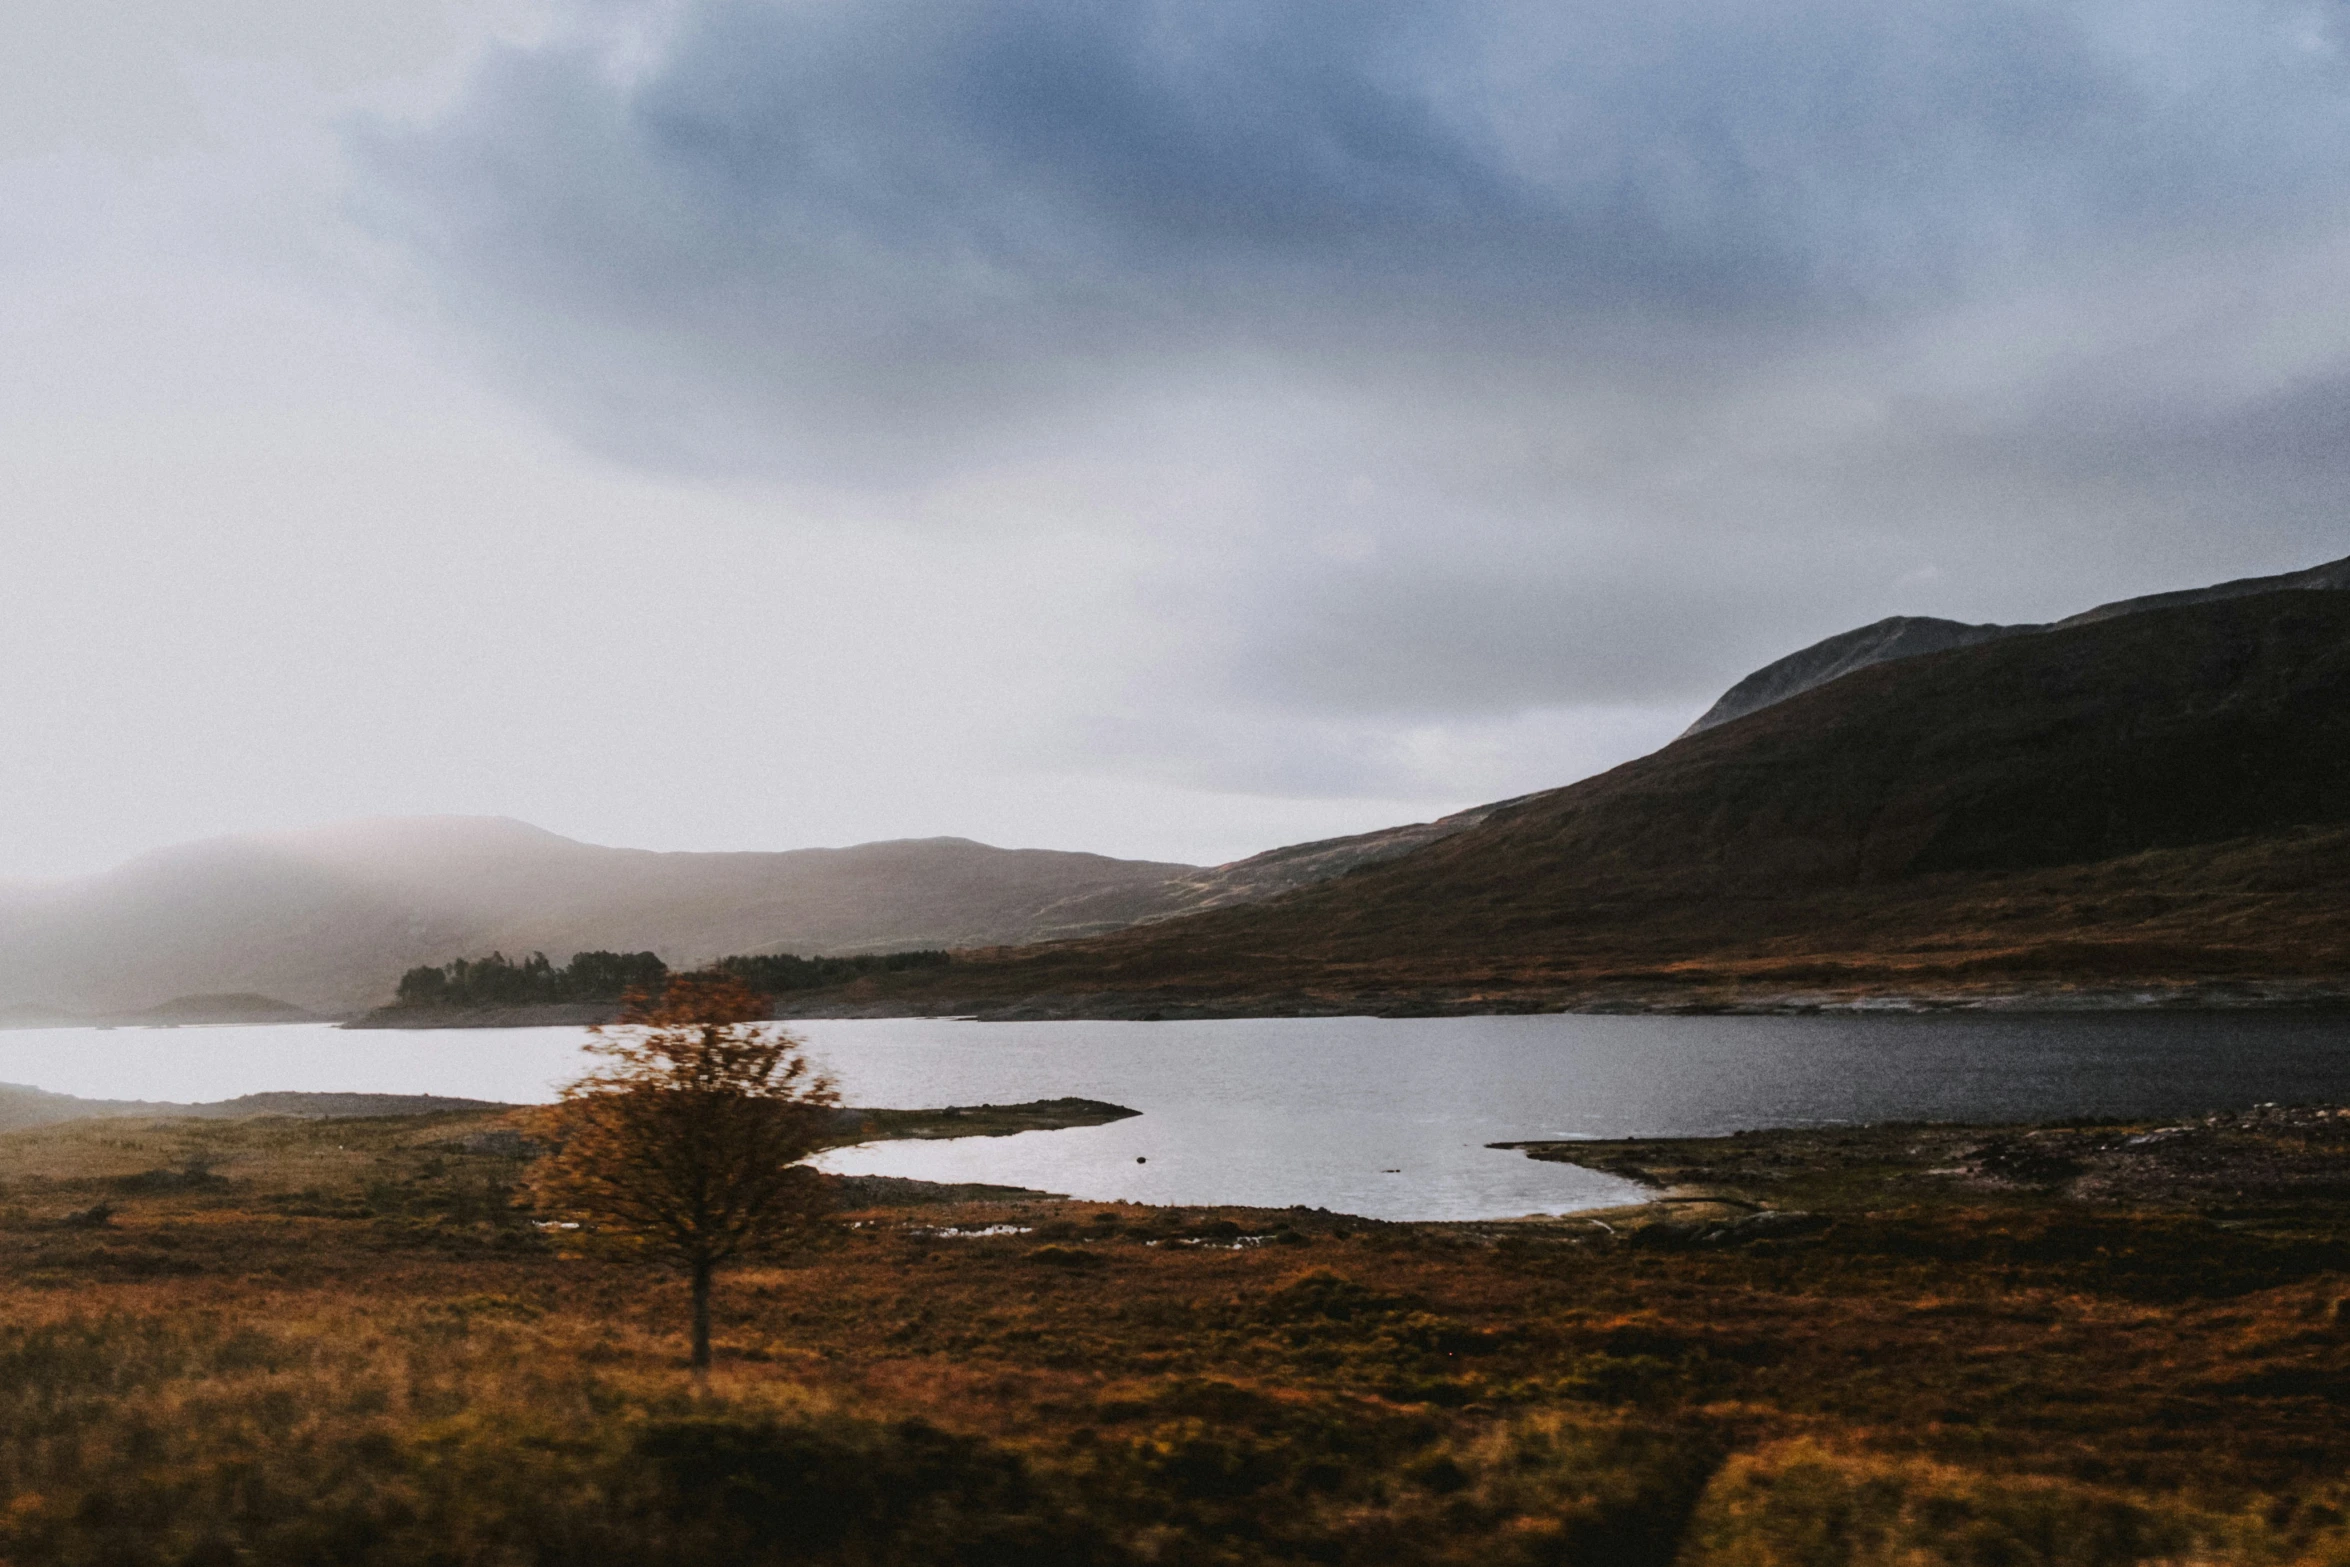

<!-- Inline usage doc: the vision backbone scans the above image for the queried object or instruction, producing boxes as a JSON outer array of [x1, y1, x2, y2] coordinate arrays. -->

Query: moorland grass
[[0, 1109, 2344, 1565]]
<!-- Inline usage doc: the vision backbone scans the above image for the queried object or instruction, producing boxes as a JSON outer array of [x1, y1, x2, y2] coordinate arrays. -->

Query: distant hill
[[1685, 553, 2350, 734], [811, 589, 2350, 1016], [0, 1084, 508, 1134], [118, 993, 317, 1025], [14, 557, 2344, 1022], [0, 991, 318, 1032], [0, 812, 1496, 1020], [0, 823, 1204, 1017]]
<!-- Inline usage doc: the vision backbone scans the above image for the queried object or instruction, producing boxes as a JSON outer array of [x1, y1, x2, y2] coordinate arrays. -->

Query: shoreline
[[9, 979, 2342, 1034], [335, 976, 2350, 1028]]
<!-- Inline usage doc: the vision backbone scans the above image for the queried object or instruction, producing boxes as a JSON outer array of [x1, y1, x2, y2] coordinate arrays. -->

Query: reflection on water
[[3, 1011, 2346, 1221]]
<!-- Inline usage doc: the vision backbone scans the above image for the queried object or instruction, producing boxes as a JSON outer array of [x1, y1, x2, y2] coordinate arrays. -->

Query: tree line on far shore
[[390, 947, 950, 1010]]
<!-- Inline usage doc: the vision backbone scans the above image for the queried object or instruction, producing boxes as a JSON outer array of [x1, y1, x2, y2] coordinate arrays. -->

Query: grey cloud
[[349, 0, 2350, 758], [1249, 558, 1813, 716], [355, 0, 2350, 474]]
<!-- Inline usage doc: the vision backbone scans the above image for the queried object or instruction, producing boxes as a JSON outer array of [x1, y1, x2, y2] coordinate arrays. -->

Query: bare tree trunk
[[690, 1259, 713, 1371]]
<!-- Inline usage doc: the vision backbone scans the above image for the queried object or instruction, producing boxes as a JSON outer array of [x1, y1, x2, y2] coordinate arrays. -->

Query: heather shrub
[[0, 1308, 1109, 1567], [1679, 1443, 2281, 1567]]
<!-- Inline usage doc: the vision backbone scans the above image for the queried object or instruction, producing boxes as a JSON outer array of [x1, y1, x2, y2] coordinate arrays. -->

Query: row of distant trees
[[391, 947, 950, 1009], [709, 949, 952, 993]]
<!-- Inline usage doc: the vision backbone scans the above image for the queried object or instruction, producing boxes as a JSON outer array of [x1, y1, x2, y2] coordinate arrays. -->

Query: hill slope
[[1686, 552, 2350, 733], [818, 591, 2350, 1016]]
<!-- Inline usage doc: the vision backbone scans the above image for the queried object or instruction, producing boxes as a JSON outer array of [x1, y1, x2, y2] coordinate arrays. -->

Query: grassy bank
[[0, 1106, 2344, 1564]]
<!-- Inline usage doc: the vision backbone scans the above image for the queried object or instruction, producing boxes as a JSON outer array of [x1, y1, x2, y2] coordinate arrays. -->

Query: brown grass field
[[1, 1104, 2346, 1565]]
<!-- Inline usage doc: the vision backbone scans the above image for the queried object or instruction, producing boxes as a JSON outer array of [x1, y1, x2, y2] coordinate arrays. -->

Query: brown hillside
[[813, 591, 2350, 1015]]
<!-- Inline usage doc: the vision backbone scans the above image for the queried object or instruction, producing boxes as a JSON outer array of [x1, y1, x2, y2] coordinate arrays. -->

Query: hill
[[116, 993, 318, 1025], [804, 590, 2350, 1016], [1685, 552, 2350, 733], [0, 822, 1204, 1017], [0, 1084, 509, 1134], [11, 560, 2344, 1023], [0, 811, 1511, 1026]]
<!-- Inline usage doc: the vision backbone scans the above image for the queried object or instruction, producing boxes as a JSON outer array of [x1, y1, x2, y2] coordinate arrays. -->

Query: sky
[[5, 0, 2349, 882]]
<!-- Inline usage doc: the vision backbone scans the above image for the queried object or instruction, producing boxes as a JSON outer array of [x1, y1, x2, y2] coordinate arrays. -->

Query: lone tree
[[524, 973, 838, 1369]]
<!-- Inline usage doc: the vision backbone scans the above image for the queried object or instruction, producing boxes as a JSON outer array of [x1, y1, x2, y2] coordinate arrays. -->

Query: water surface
[[3, 1012, 2345, 1221]]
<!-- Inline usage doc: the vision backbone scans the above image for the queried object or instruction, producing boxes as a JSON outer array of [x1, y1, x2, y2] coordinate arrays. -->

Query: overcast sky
[[5, 0, 2348, 881]]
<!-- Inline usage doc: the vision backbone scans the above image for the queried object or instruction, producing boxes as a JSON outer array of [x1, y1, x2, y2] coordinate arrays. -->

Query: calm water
[[3, 1012, 2347, 1221]]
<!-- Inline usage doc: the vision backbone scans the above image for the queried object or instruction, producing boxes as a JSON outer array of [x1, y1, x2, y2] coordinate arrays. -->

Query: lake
[[3, 1012, 2347, 1220]]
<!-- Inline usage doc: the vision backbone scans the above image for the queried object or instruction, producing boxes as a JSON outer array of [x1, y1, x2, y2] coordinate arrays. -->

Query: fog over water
[[9, 1012, 2349, 1221]]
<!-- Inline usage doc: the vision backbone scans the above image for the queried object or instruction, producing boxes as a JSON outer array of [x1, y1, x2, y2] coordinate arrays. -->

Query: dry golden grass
[[1, 1107, 2346, 1565]]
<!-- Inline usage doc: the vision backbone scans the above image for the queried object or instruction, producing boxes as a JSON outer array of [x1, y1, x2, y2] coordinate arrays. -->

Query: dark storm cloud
[[354, 0, 2350, 746]]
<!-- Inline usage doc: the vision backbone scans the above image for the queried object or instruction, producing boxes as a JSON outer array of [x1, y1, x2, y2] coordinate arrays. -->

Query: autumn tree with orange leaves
[[524, 973, 838, 1369]]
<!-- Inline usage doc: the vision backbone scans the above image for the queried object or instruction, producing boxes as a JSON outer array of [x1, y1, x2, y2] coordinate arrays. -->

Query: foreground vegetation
[[0, 1103, 2345, 1565]]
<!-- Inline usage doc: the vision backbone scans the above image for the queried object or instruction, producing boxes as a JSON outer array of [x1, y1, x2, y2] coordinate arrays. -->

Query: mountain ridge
[[1685, 552, 2350, 734], [796, 588, 2350, 1017], [10, 555, 2346, 1021]]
